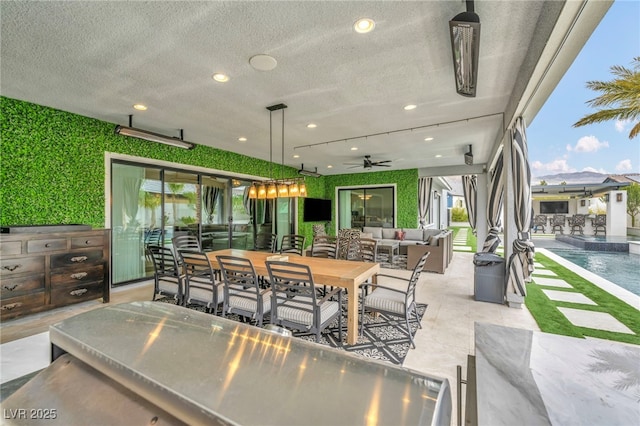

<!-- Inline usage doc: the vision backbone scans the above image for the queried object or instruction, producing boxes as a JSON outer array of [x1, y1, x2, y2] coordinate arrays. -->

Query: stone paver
[[542, 289, 597, 305], [533, 269, 557, 277], [533, 277, 572, 288], [557, 307, 635, 334], [454, 246, 473, 251]]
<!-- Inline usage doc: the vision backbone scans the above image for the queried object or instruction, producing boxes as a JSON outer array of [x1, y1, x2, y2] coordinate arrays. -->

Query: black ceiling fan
[[345, 155, 392, 169]]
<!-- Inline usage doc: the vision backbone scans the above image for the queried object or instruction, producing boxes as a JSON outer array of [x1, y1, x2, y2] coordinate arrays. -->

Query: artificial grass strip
[[526, 252, 640, 345]]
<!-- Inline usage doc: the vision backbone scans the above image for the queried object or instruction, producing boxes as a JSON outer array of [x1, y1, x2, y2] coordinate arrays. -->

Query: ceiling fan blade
[[347, 165, 361, 169], [374, 164, 392, 167], [372, 160, 392, 165]]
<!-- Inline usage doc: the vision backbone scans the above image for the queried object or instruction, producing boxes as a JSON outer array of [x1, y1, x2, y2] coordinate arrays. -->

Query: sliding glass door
[[337, 186, 395, 230], [111, 160, 297, 286]]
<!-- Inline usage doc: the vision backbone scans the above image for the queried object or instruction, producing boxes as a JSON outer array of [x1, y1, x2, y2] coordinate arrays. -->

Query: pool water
[[547, 249, 640, 296]]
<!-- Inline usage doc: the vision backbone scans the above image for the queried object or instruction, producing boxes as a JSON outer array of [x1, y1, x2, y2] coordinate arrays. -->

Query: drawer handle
[[70, 256, 88, 263], [2, 302, 22, 311], [2, 264, 21, 272], [71, 272, 88, 280], [3, 284, 19, 291], [70, 289, 88, 297], [45, 243, 51, 248], [85, 240, 91, 245]]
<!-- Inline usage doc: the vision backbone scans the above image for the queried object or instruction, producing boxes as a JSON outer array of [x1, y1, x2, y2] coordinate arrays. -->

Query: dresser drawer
[[0, 274, 45, 296], [51, 250, 104, 269], [51, 265, 104, 287], [1, 291, 46, 317], [71, 235, 105, 249], [0, 241, 22, 256], [51, 282, 103, 306], [0, 256, 45, 277], [27, 238, 67, 253]]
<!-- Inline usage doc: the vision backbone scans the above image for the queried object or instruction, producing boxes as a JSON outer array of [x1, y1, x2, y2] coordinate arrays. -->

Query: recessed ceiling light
[[249, 54, 278, 71], [327, 165, 333, 169], [307, 123, 317, 129], [238, 137, 247, 142], [354, 18, 375, 34], [293, 154, 300, 158], [424, 137, 434, 141], [212, 73, 229, 82], [404, 104, 417, 111], [435, 154, 442, 158], [133, 104, 147, 111], [350, 147, 358, 151]]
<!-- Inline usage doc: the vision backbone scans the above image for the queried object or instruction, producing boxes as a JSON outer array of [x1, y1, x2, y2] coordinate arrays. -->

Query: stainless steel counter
[[4, 301, 451, 425]]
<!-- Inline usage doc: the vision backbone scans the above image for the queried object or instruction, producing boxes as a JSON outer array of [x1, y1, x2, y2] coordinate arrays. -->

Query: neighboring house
[[531, 179, 630, 236]]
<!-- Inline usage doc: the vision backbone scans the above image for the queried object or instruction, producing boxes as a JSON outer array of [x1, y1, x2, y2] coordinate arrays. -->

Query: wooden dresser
[[0, 226, 110, 320]]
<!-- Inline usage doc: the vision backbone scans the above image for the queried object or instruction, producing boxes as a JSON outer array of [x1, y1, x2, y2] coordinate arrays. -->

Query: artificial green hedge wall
[[324, 169, 419, 231], [1, 96, 419, 244]]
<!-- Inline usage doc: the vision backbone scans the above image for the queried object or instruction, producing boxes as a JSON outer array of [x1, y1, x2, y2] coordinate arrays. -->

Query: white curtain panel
[[482, 151, 504, 253], [418, 177, 432, 229], [506, 117, 535, 298], [462, 174, 477, 234]]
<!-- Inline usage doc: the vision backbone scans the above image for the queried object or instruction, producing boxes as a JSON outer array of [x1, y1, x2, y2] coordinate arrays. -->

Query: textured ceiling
[[0, 1, 600, 176]]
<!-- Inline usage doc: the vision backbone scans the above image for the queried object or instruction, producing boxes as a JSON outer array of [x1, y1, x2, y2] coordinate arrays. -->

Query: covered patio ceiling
[[0, 1, 612, 177], [532, 182, 631, 199]]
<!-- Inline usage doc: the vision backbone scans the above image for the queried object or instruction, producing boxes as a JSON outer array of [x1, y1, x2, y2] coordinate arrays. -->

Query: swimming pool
[[547, 248, 640, 296]]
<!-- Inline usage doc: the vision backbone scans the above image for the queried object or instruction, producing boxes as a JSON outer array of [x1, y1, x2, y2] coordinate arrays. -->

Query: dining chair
[[350, 238, 378, 263], [253, 232, 277, 253], [551, 214, 566, 234], [280, 234, 306, 256], [360, 251, 430, 349], [172, 235, 201, 262], [146, 245, 184, 305], [265, 261, 343, 343], [569, 214, 586, 235], [216, 255, 271, 327], [533, 215, 547, 233], [336, 228, 361, 260], [592, 214, 606, 236], [310, 235, 338, 259], [180, 250, 224, 314]]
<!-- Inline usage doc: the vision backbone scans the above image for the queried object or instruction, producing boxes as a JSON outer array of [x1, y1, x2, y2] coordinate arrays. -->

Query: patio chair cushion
[[277, 297, 340, 328], [228, 290, 272, 315], [187, 285, 224, 307], [365, 288, 412, 315]]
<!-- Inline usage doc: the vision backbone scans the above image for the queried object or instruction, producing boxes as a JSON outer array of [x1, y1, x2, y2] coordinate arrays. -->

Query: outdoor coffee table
[[377, 241, 399, 262]]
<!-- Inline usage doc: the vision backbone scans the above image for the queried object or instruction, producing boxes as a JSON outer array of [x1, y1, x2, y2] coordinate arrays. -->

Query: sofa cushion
[[382, 228, 398, 239], [363, 227, 382, 239], [403, 228, 423, 241], [429, 235, 440, 246], [360, 232, 373, 239], [423, 229, 441, 239]]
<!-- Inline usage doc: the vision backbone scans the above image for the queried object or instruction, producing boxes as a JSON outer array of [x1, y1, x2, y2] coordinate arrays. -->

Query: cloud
[[615, 159, 632, 171], [582, 166, 608, 174], [615, 119, 631, 133], [531, 159, 576, 174], [566, 135, 609, 153]]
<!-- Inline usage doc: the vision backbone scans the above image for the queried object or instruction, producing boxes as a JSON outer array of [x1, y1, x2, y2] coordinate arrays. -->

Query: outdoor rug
[[156, 297, 427, 366]]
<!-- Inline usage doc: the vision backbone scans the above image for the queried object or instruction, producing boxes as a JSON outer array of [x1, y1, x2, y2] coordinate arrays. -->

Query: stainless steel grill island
[[3, 301, 451, 425]]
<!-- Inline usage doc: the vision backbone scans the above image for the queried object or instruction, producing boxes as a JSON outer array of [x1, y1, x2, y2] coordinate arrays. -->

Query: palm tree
[[573, 57, 640, 139]]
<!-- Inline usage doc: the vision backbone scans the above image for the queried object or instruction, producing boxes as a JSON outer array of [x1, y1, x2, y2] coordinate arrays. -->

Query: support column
[[607, 190, 627, 236], [476, 173, 488, 252]]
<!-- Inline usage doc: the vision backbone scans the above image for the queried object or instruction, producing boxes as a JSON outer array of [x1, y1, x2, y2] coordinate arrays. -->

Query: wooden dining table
[[206, 249, 380, 345]]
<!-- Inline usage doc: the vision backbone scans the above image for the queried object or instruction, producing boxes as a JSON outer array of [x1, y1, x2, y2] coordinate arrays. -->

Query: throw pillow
[[395, 231, 406, 241]]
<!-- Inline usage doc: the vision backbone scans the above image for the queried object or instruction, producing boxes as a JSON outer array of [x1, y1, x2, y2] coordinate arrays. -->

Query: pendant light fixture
[[249, 103, 307, 199]]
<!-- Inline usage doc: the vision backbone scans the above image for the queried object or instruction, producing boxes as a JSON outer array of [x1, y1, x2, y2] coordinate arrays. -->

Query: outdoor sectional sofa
[[362, 226, 453, 274]]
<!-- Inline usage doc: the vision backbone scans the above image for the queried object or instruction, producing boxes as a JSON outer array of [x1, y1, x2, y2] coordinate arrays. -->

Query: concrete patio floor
[[1, 250, 541, 425]]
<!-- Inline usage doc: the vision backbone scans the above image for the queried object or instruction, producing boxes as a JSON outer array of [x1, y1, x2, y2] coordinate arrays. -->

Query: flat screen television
[[540, 201, 569, 214], [303, 198, 332, 222]]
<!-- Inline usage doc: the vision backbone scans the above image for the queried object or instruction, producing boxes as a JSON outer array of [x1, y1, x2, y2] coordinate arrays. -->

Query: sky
[[526, 0, 640, 179]]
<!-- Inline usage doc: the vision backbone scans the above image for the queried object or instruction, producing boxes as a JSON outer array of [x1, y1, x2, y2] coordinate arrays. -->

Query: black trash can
[[473, 253, 505, 304]]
